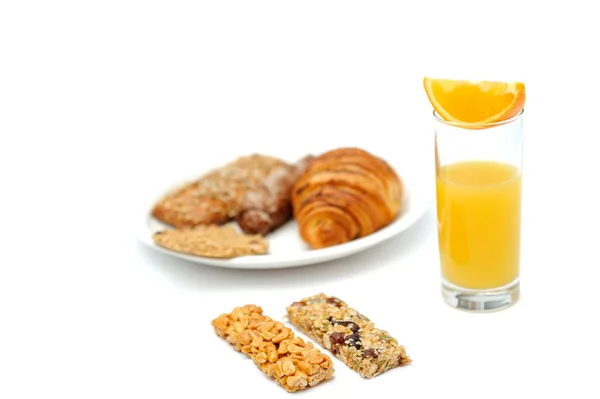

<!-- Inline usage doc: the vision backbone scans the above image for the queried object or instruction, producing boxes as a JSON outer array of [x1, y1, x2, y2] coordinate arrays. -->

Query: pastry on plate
[[236, 155, 315, 236], [291, 147, 402, 249], [151, 154, 294, 229]]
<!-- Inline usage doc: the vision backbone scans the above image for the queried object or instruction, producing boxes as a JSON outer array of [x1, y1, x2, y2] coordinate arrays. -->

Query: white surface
[[139, 158, 430, 269], [1, 1, 600, 398]]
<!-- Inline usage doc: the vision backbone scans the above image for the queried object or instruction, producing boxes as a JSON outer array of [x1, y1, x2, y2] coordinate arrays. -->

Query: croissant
[[291, 147, 403, 249]]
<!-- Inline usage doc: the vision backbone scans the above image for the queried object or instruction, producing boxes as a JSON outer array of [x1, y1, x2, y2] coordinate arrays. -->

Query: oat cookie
[[152, 224, 268, 258]]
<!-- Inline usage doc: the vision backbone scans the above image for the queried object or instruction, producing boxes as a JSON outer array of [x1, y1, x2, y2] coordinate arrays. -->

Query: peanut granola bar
[[286, 293, 411, 379], [211, 304, 334, 392]]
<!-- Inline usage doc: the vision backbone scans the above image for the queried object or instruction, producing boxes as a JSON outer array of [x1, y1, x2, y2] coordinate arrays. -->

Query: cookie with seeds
[[151, 154, 294, 228], [152, 224, 268, 258], [236, 155, 315, 236]]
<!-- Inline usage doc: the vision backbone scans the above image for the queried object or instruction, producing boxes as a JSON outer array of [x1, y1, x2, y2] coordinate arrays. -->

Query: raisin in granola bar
[[211, 304, 334, 392], [286, 293, 411, 379]]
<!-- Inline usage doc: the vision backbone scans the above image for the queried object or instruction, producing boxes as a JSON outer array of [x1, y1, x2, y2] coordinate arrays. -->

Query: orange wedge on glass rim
[[423, 77, 526, 126]]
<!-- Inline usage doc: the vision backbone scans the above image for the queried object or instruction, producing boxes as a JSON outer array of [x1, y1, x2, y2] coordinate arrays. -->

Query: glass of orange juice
[[434, 109, 524, 311]]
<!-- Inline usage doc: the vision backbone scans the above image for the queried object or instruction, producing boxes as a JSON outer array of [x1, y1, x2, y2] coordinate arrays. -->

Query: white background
[[2, 1, 600, 398]]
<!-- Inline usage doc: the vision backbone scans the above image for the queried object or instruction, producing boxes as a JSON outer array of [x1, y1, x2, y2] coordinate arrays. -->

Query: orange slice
[[423, 77, 526, 125]]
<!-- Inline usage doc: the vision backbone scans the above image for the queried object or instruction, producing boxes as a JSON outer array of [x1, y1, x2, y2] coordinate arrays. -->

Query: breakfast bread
[[236, 155, 315, 236], [291, 147, 402, 249], [151, 154, 291, 228]]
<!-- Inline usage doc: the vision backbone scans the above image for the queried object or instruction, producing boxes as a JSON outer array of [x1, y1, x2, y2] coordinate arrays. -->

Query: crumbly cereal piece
[[286, 293, 411, 378], [211, 304, 334, 392], [152, 224, 268, 258]]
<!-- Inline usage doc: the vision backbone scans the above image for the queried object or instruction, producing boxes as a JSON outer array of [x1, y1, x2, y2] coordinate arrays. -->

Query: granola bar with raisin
[[286, 293, 411, 378]]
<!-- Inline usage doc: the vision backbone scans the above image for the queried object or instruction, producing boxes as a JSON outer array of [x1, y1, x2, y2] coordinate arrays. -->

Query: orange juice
[[436, 160, 521, 289]]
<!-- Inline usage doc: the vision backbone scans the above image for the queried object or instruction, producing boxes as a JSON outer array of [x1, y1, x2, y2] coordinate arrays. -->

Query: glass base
[[441, 279, 520, 312]]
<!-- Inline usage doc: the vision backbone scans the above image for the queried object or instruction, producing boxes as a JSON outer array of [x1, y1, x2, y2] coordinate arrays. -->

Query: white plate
[[137, 159, 432, 269]]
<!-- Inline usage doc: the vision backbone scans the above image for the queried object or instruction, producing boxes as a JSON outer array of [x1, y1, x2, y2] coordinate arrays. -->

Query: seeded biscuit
[[151, 154, 291, 228], [152, 224, 268, 258]]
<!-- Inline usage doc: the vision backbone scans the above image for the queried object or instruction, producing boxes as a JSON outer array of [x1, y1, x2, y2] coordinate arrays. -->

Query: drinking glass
[[434, 110, 524, 312]]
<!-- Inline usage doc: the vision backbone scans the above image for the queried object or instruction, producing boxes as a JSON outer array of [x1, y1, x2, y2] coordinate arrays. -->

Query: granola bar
[[211, 304, 334, 392], [286, 293, 411, 379]]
